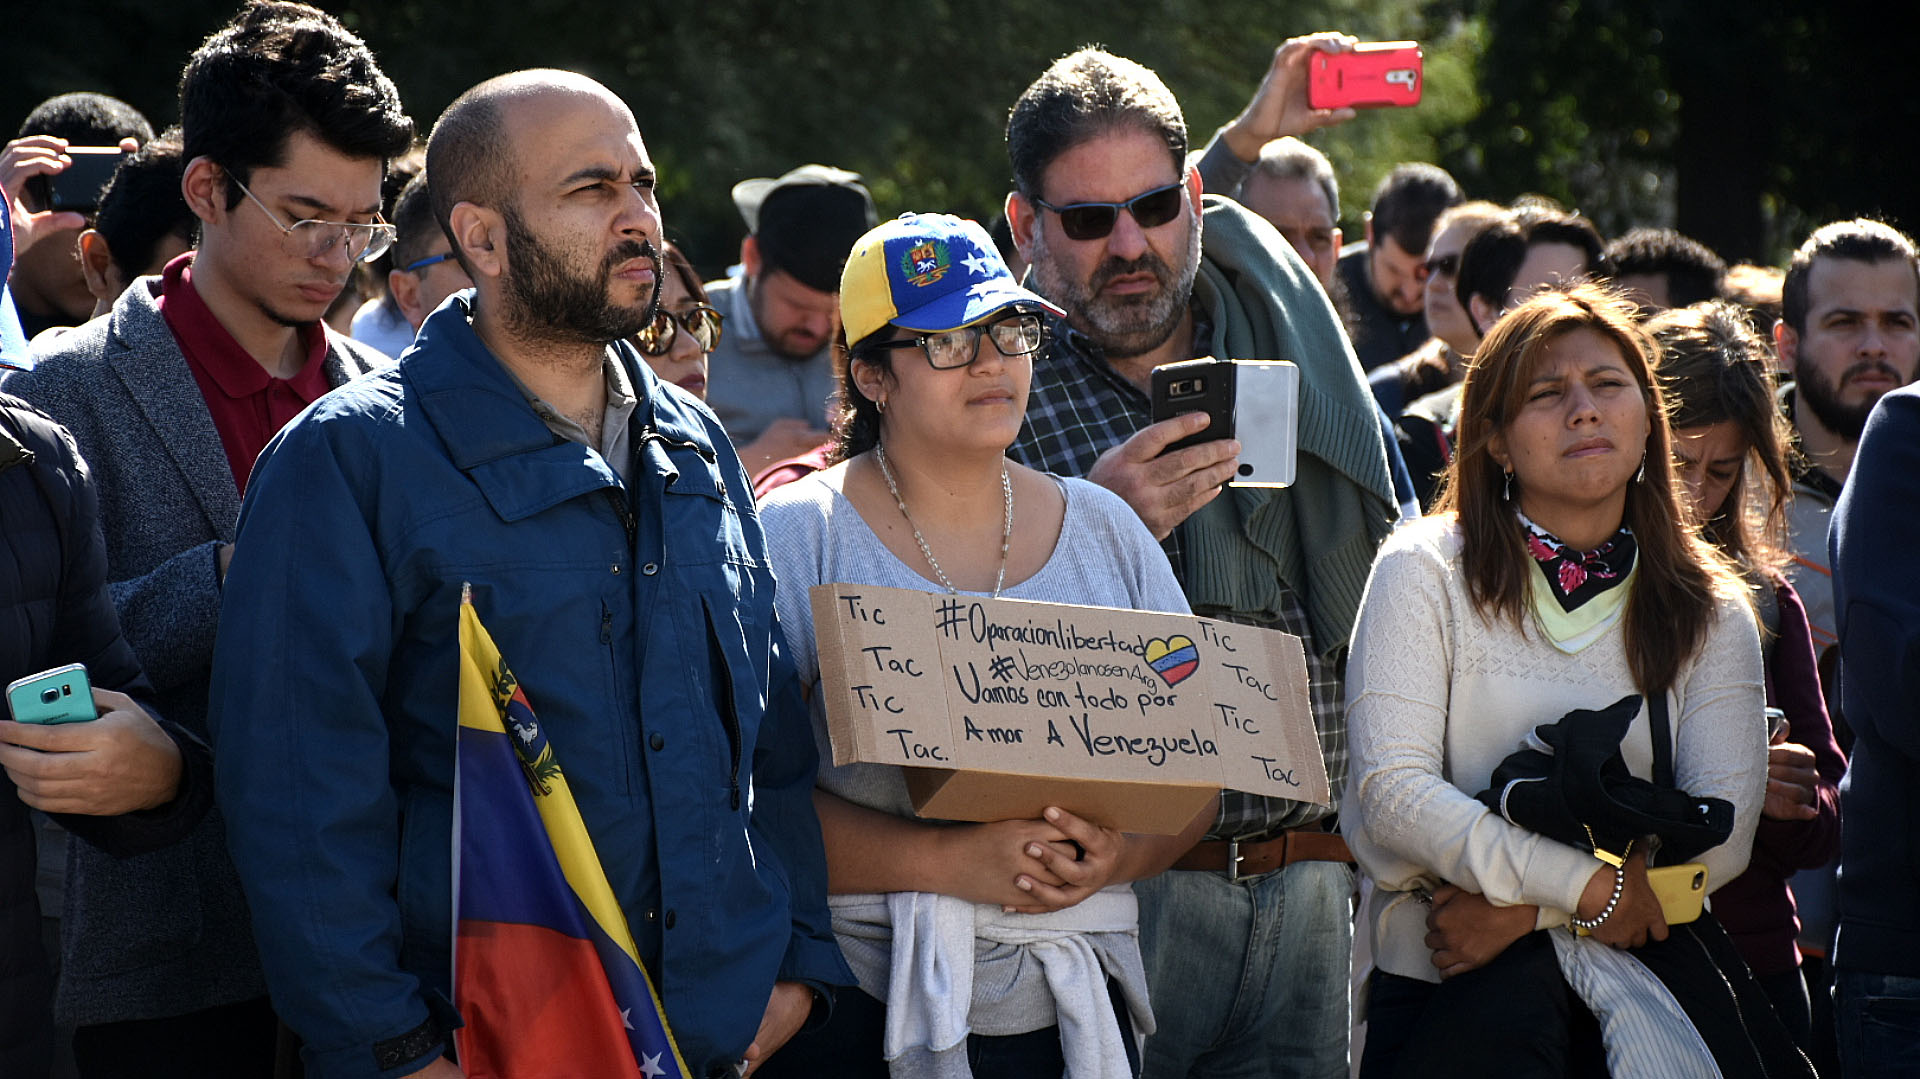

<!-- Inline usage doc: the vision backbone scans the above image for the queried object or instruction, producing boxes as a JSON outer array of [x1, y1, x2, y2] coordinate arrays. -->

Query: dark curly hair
[[180, 2, 413, 210]]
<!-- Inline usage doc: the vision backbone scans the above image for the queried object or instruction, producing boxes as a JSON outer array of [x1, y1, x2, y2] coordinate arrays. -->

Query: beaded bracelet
[[1569, 861, 1625, 931], [1570, 832, 1633, 932]]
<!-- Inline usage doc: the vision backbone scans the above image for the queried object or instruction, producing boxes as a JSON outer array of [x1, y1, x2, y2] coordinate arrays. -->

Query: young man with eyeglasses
[[1005, 49, 1399, 1079], [3, 4, 410, 1074]]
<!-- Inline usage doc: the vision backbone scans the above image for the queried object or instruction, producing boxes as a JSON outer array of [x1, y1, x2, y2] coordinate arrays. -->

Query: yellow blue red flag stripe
[[454, 587, 689, 1078]]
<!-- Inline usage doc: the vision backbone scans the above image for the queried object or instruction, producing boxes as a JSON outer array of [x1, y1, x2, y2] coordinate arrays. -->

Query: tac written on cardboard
[[810, 583, 1330, 834]]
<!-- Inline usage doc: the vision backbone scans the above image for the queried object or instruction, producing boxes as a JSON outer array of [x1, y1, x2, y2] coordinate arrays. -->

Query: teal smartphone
[[6, 663, 96, 724]]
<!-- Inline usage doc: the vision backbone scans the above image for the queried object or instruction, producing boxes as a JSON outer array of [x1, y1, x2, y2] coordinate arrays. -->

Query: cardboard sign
[[809, 583, 1329, 834]]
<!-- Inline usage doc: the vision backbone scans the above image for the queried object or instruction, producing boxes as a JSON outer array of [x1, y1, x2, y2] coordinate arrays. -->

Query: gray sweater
[[5, 276, 383, 1026]]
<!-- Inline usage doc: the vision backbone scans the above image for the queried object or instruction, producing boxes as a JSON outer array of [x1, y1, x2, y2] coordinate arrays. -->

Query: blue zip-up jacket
[[208, 297, 850, 1079], [1832, 382, 1920, 980]]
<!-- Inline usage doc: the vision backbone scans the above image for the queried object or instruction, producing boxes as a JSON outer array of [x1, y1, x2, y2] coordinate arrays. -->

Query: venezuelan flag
[[454, 587, 689, 1078]]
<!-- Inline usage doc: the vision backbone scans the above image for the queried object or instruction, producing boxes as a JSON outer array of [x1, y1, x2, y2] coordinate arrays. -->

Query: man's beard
[[1797, 357, 1907, 442], [746, 275, 830, 361], [500, 204, 659, 346], [1027, 217, 1202, 359]]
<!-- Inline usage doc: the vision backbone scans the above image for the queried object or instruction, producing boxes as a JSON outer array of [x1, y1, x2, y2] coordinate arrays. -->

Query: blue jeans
[[1836, 969, 1920, 1078], [1134, 859, 1353, 1079]]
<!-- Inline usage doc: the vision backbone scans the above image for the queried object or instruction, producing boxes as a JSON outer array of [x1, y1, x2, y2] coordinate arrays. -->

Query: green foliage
[[4, 0, 1909, 271], [1453, 0, 1678, 235]]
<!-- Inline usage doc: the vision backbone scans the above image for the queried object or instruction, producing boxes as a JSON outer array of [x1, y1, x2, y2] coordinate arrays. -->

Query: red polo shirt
[[157, 253, 332, 494]]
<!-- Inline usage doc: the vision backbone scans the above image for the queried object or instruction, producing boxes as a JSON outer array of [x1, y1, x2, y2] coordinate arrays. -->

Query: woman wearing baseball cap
[[757, 213, 1212, 1077]]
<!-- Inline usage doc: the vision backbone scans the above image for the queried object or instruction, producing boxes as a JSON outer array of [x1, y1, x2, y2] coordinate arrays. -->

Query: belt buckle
[[1227, 837, 1255, 884]]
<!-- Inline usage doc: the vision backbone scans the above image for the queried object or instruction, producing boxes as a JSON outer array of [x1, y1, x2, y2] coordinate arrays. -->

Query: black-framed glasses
[[861, 312, 1048, 370], [1030, 182, 1185, 242], [1425, 252, 1461, 277], [231, 175, 396, 264], [635, 304, 723, 356], [402, 252, 455, 274]]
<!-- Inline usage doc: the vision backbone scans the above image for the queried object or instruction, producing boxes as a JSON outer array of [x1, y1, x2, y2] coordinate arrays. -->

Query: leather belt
[[1170, 828, 1354, 882]]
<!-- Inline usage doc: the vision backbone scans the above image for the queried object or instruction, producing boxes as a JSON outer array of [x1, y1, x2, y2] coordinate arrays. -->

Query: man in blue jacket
[[1830, 380, 1920, 1077], [209, 70, 849, 1079]]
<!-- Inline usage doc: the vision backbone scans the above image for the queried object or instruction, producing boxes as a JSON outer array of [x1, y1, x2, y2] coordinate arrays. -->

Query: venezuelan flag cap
[[840, 213, 1063, 347]]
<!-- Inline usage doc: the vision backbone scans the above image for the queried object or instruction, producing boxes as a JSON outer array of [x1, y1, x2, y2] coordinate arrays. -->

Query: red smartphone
[[1308, 42, 1424, 110]]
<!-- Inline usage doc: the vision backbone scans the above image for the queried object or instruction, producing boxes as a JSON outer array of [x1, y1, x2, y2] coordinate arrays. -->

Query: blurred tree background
[[6, 0, 1911, 275]]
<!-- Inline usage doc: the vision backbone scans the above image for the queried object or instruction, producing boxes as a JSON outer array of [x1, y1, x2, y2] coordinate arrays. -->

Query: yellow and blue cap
[[840, 212, 1062, 346]]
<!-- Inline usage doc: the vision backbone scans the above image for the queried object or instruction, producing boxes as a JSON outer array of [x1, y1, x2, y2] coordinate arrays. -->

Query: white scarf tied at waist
[[830, 887, 1151, 1079]]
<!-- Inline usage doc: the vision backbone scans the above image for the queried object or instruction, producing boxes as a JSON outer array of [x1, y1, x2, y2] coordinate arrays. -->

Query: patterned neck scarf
[[1518, 511, 1637, 612]]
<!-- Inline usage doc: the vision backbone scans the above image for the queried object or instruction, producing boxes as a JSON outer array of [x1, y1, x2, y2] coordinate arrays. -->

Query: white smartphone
[[1150, 358, 1300, 488]]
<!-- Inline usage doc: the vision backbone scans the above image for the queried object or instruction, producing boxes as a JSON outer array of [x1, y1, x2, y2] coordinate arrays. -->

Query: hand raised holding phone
[[1219, 33, 1363, 162], [0, 686, 183, 815]]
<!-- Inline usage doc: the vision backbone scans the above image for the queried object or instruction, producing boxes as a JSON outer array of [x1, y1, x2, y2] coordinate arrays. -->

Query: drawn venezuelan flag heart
[[1144, 635, 1199, 687]]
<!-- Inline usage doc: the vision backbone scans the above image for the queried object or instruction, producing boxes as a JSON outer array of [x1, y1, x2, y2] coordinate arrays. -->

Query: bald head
[[426, 70, 636, 270]]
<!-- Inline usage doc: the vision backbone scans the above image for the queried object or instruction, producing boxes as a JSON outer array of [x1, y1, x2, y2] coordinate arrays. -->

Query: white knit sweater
[[1342, 515, 1767, 984]]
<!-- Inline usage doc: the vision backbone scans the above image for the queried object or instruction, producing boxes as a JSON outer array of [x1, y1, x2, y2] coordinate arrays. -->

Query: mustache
[[1089, 251, 1171, 294], [606, 239, 657, 271], [1841, 359, 1903, 384]]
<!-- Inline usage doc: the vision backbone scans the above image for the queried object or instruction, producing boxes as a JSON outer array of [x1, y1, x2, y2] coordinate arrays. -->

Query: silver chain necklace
[[873, 442, 1013, 598]]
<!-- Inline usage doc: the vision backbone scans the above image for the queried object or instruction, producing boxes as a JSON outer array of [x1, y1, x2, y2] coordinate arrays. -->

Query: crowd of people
[[0, 4, 1914, 1078]]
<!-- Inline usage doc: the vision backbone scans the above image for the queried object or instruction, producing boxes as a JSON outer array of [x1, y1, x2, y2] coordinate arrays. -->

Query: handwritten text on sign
[[809, 584, 1329, 805]]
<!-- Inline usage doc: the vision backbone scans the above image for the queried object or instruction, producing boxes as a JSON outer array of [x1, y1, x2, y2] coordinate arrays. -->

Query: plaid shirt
[[1009, 316, 1342, 839]]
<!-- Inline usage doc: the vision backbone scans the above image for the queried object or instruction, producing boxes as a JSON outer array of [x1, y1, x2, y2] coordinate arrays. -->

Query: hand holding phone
[[1307, 41, 1424, 110], [1084, 414, 1240, 541], [45, 146, 130, 212], [0, 686, 185, 814], [1220, 32, 1362, 159], [1, 135, 90, 252], [1762, 740, 1821, 822]]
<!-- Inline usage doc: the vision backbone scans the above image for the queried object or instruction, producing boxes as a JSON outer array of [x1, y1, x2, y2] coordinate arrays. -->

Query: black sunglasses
[[1425, 252, 1460, 277], [1030, 182, 1186, 242], [635, 304, 723, 356]]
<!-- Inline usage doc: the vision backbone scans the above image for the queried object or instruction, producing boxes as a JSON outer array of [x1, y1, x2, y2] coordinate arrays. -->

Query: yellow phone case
[[1571, 863, 1706, 935], [1646, 863, 1707, 926]]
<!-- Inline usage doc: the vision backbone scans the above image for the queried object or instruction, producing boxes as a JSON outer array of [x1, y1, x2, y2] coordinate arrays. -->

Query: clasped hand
[[941, 806, 1128, 914]]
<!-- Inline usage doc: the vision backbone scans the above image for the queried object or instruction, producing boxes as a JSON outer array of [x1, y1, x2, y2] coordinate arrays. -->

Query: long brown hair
[[1648, 301, 1791, 576], [1435, 283, 1749, 694]]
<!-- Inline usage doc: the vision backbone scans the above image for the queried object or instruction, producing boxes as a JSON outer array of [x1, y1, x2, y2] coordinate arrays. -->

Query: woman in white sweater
[[756, 213, 1211, 1079], [1343, 284, 1769, 1077]]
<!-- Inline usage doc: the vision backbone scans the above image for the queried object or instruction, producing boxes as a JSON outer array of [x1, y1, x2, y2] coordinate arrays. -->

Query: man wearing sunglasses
[[3, 5, 410, 1073], [1006, 48, 1400, 1079]]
